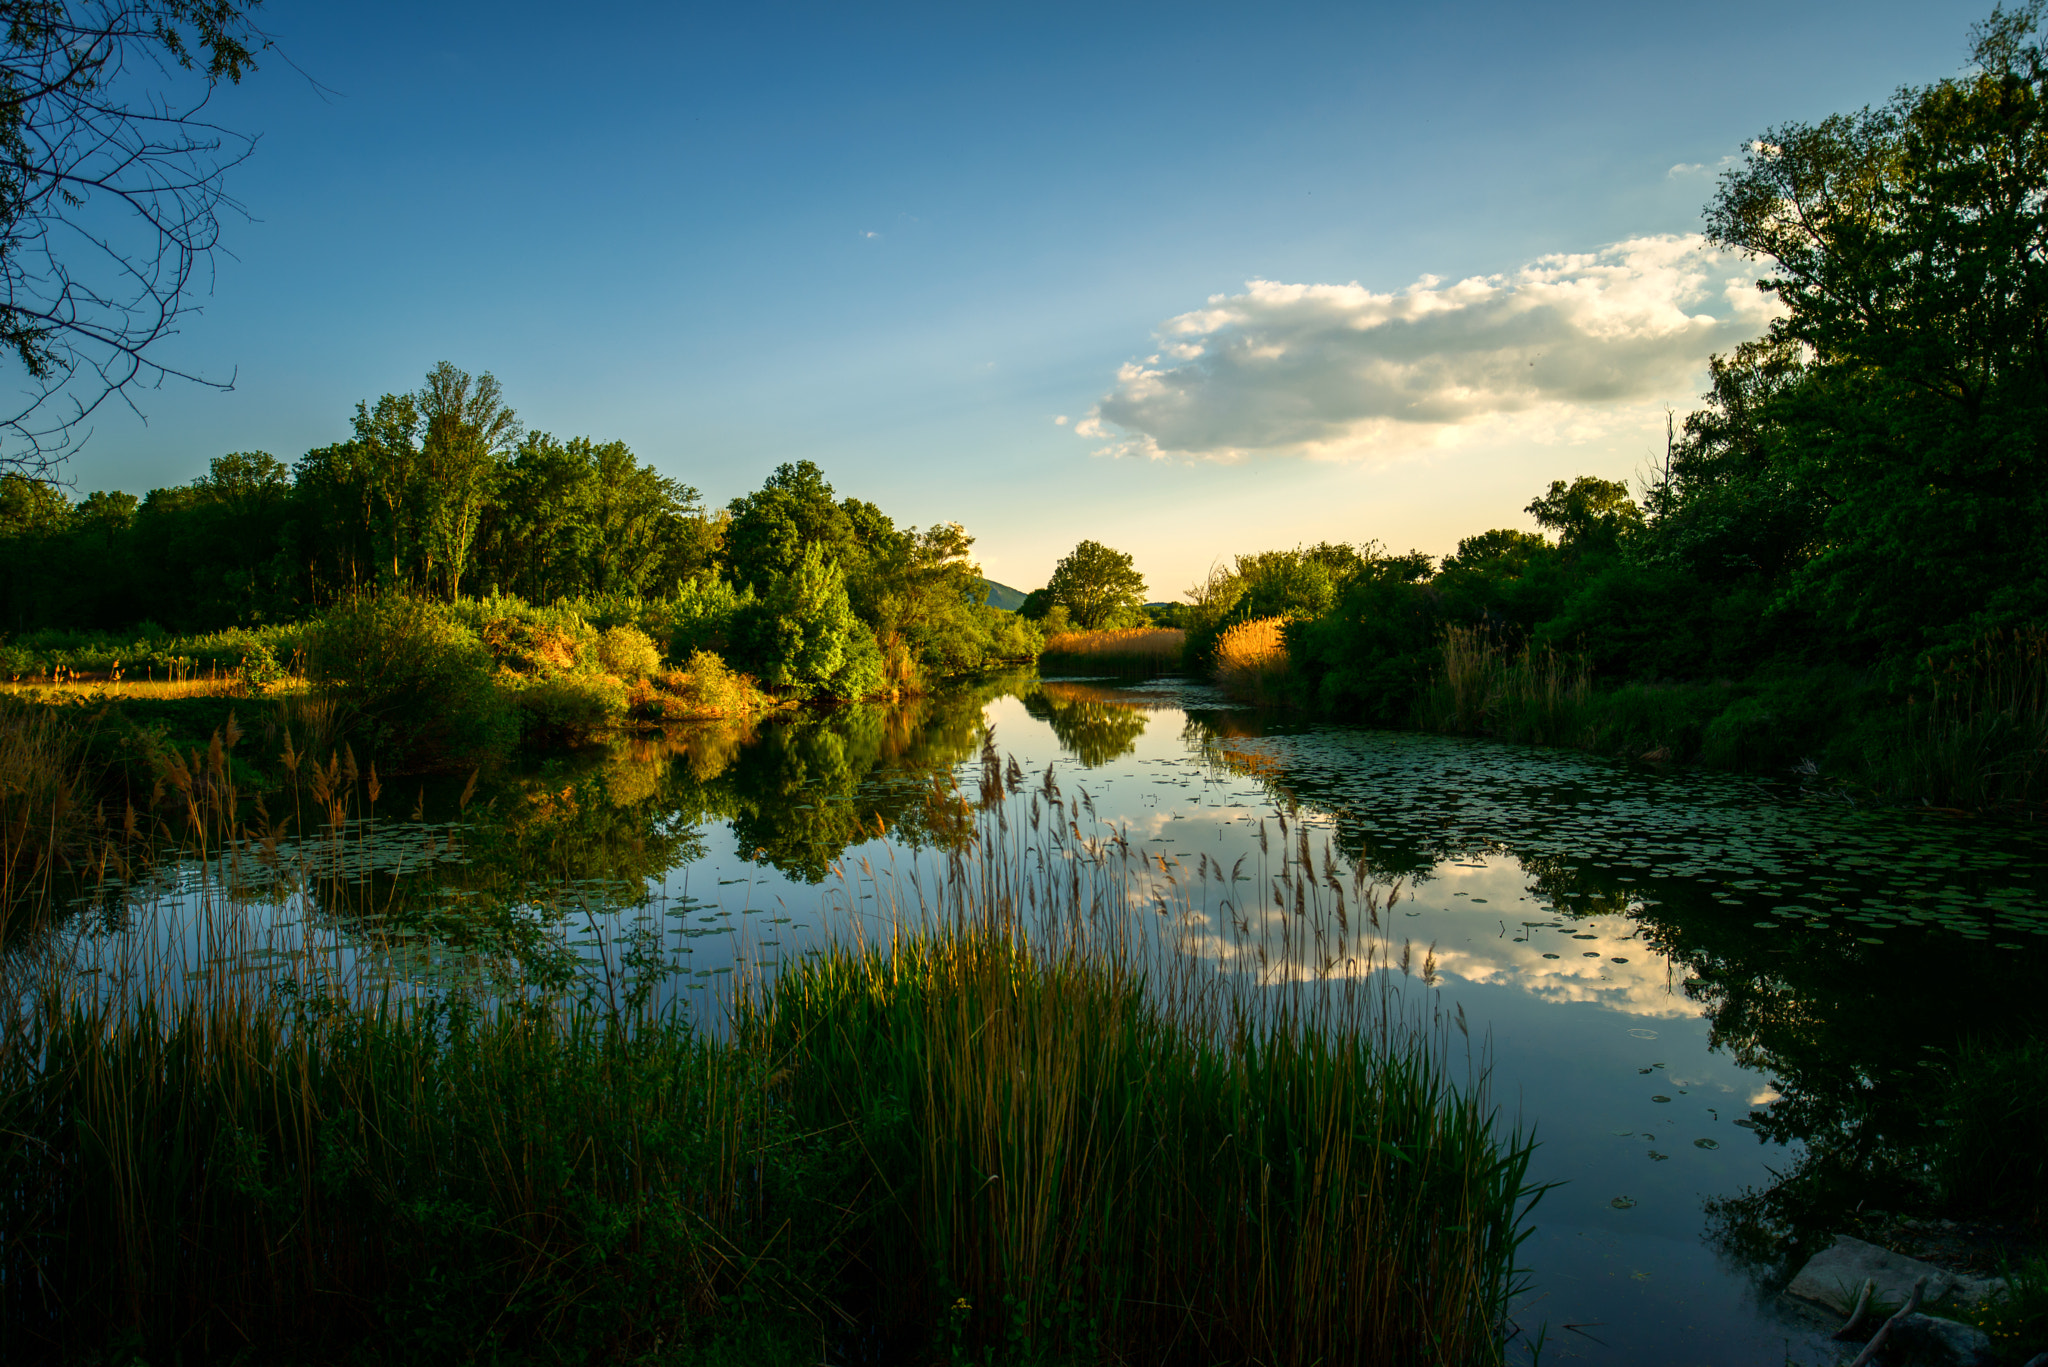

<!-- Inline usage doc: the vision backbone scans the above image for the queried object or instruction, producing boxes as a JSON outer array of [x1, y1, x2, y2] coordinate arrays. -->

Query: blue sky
[[63, 0, 1987, 597]]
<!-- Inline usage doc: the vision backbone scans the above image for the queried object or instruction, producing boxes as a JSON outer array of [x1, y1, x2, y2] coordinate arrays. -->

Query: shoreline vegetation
[[1004, 10, 2048, 822], [0, 730, 1541, 1365]]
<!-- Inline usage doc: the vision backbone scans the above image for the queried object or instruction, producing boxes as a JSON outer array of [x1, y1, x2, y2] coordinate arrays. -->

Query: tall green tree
[[1703, 0, 2048, 653], [1045, 540, 1147, 631], [350, 392, 425, 590], [416, 361, 521, 599]]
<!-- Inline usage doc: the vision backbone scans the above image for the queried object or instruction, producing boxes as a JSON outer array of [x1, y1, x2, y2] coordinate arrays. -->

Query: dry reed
[[1212, 616, 1289, 704], [1038, 627, 1185, 678]]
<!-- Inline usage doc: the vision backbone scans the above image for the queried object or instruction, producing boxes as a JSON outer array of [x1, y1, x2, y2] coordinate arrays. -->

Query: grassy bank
[[0, 743, 1540, 1365]]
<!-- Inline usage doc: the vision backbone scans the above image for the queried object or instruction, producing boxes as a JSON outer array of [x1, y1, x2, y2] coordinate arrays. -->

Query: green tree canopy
[[1045, 539, 1147, 631]]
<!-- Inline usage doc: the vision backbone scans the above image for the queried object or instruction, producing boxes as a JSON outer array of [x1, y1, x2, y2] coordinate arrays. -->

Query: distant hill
[[978, 578, 1029, 611]]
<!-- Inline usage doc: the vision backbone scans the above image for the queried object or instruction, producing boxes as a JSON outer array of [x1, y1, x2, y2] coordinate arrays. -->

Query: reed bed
[[0, 675, 293, 702], [1212, 615, 1289, 705], [1039, 627, 1185, 678], [1890, 628, 2048, 810], [0, 728, 1539, 1365], [1414, 626, 1591, 746]]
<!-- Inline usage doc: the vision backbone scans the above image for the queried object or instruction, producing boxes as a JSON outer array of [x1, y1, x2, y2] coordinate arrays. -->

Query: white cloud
[[1080, 234, 1781, 463]]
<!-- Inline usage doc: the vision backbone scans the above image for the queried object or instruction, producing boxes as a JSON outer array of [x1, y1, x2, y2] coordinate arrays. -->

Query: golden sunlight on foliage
[[1039, 628, 1184, 679], [0, 676, 300, 702], [1214, 617, 1288, 704], [1041, 627, 1183, 659]]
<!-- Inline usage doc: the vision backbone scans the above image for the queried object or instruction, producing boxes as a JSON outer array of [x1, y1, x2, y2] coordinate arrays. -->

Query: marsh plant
[[1212, 615, 1289, 705], [1038, 627, 1185, 679], [1414, 626, 1592, 746], [0, 726, 1540, 1365]]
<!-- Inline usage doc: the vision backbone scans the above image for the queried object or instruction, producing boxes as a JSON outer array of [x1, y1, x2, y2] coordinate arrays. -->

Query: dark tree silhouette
[[0, 0, 268, 474]]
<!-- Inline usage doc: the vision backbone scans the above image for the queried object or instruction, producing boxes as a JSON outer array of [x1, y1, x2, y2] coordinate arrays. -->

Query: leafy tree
[[1642, 339, 1818, 585], [1524, 477, 1642, 563], [738, 542, 879, 699], [350, 391, 425, 589], [1045, 539, 1147, 630], [724, 460, 867, 594], [417, 362, 520, 599], [1703, 0, 2048, 654]]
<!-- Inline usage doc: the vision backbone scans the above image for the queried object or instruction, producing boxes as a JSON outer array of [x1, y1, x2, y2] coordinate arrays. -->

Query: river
[[57, 671, 2048, 1366]]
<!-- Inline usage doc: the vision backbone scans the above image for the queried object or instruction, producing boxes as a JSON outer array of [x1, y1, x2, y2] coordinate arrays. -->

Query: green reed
[[1888, 628, 2048, 810], [1414, 626, 1591, 747], [0, 727, 1540, 1365]]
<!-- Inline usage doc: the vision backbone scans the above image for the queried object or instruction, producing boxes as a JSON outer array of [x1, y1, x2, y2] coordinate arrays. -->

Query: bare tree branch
[[0, 0, 268, 475]]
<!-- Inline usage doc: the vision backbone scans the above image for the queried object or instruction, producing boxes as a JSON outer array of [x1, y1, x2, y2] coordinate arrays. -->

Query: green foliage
[[595, 624, 661, 680], [0, 622, 308, 680], [1044, 539, 1147, 631], [736, 544, 882, 701], [978, 605, 1044, 661], [1937, 1035, 2048, 1225], [1693, 5, 2048, 659], [507, 673, 631, 745], [1966, 1253, 2048, 1360], [651, 573, 756, 662], [304, 596, 515, 770]]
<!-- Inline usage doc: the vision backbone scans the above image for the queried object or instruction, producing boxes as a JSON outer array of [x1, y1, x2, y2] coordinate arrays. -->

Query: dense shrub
[[305, 596, 514, 770], [1938, 1036, 2048, 1226], [596, 624, 661, 680], [508, 674, 629, 745]]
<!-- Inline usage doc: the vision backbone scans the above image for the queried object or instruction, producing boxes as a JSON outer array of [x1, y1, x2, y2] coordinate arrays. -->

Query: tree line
[[1168, 6, 2048, 786], [0, 366, 1042, 698]]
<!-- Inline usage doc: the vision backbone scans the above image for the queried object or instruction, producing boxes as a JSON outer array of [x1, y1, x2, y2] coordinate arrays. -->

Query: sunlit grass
[[1213, 616, 1289, 704], [1039, 626, 1184, 678], [0, 675, 304, 702]]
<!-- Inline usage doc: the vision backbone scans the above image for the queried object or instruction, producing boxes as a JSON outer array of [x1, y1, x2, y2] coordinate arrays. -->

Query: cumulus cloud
[[1078, 234, 1781, 462]]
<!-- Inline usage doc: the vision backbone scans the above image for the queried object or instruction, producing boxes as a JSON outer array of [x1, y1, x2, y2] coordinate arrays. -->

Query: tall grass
[[0, 702, 92, 937], [0, 728, 1540, 1364], [1039, 627, 1185, 678], [1413, 627, 1591, 747], [1212, 616, 1289, 705], [1887, 629, 2048, 809]]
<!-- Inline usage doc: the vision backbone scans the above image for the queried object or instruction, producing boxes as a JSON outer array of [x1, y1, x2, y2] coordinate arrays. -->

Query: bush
[[455, 596, 599, 677], [304, 596, 514, 770], [735, 547, 879, 700], [1938, 1036, 2048, 1225], [509, 674, 630, 745], [596, 625, 661, 681], [648, 651, 769, 720]]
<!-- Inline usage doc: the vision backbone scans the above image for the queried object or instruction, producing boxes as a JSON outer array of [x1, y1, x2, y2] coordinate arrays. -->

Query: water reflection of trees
[[1640, 901, 2046, 1259], [480, 674, 1021, 887], [1173, 708, 2048, 1262], [1023, 683, 1154, 767]]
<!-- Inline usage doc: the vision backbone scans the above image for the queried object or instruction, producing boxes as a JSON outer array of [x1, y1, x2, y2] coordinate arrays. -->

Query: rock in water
[[1785, 1235, 1956, 1313], [1891, 1312, 1995, 1367]]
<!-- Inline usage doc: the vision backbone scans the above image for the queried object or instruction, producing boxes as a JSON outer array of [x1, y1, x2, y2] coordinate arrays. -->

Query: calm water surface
[[66, 672, 2048, 1366]]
